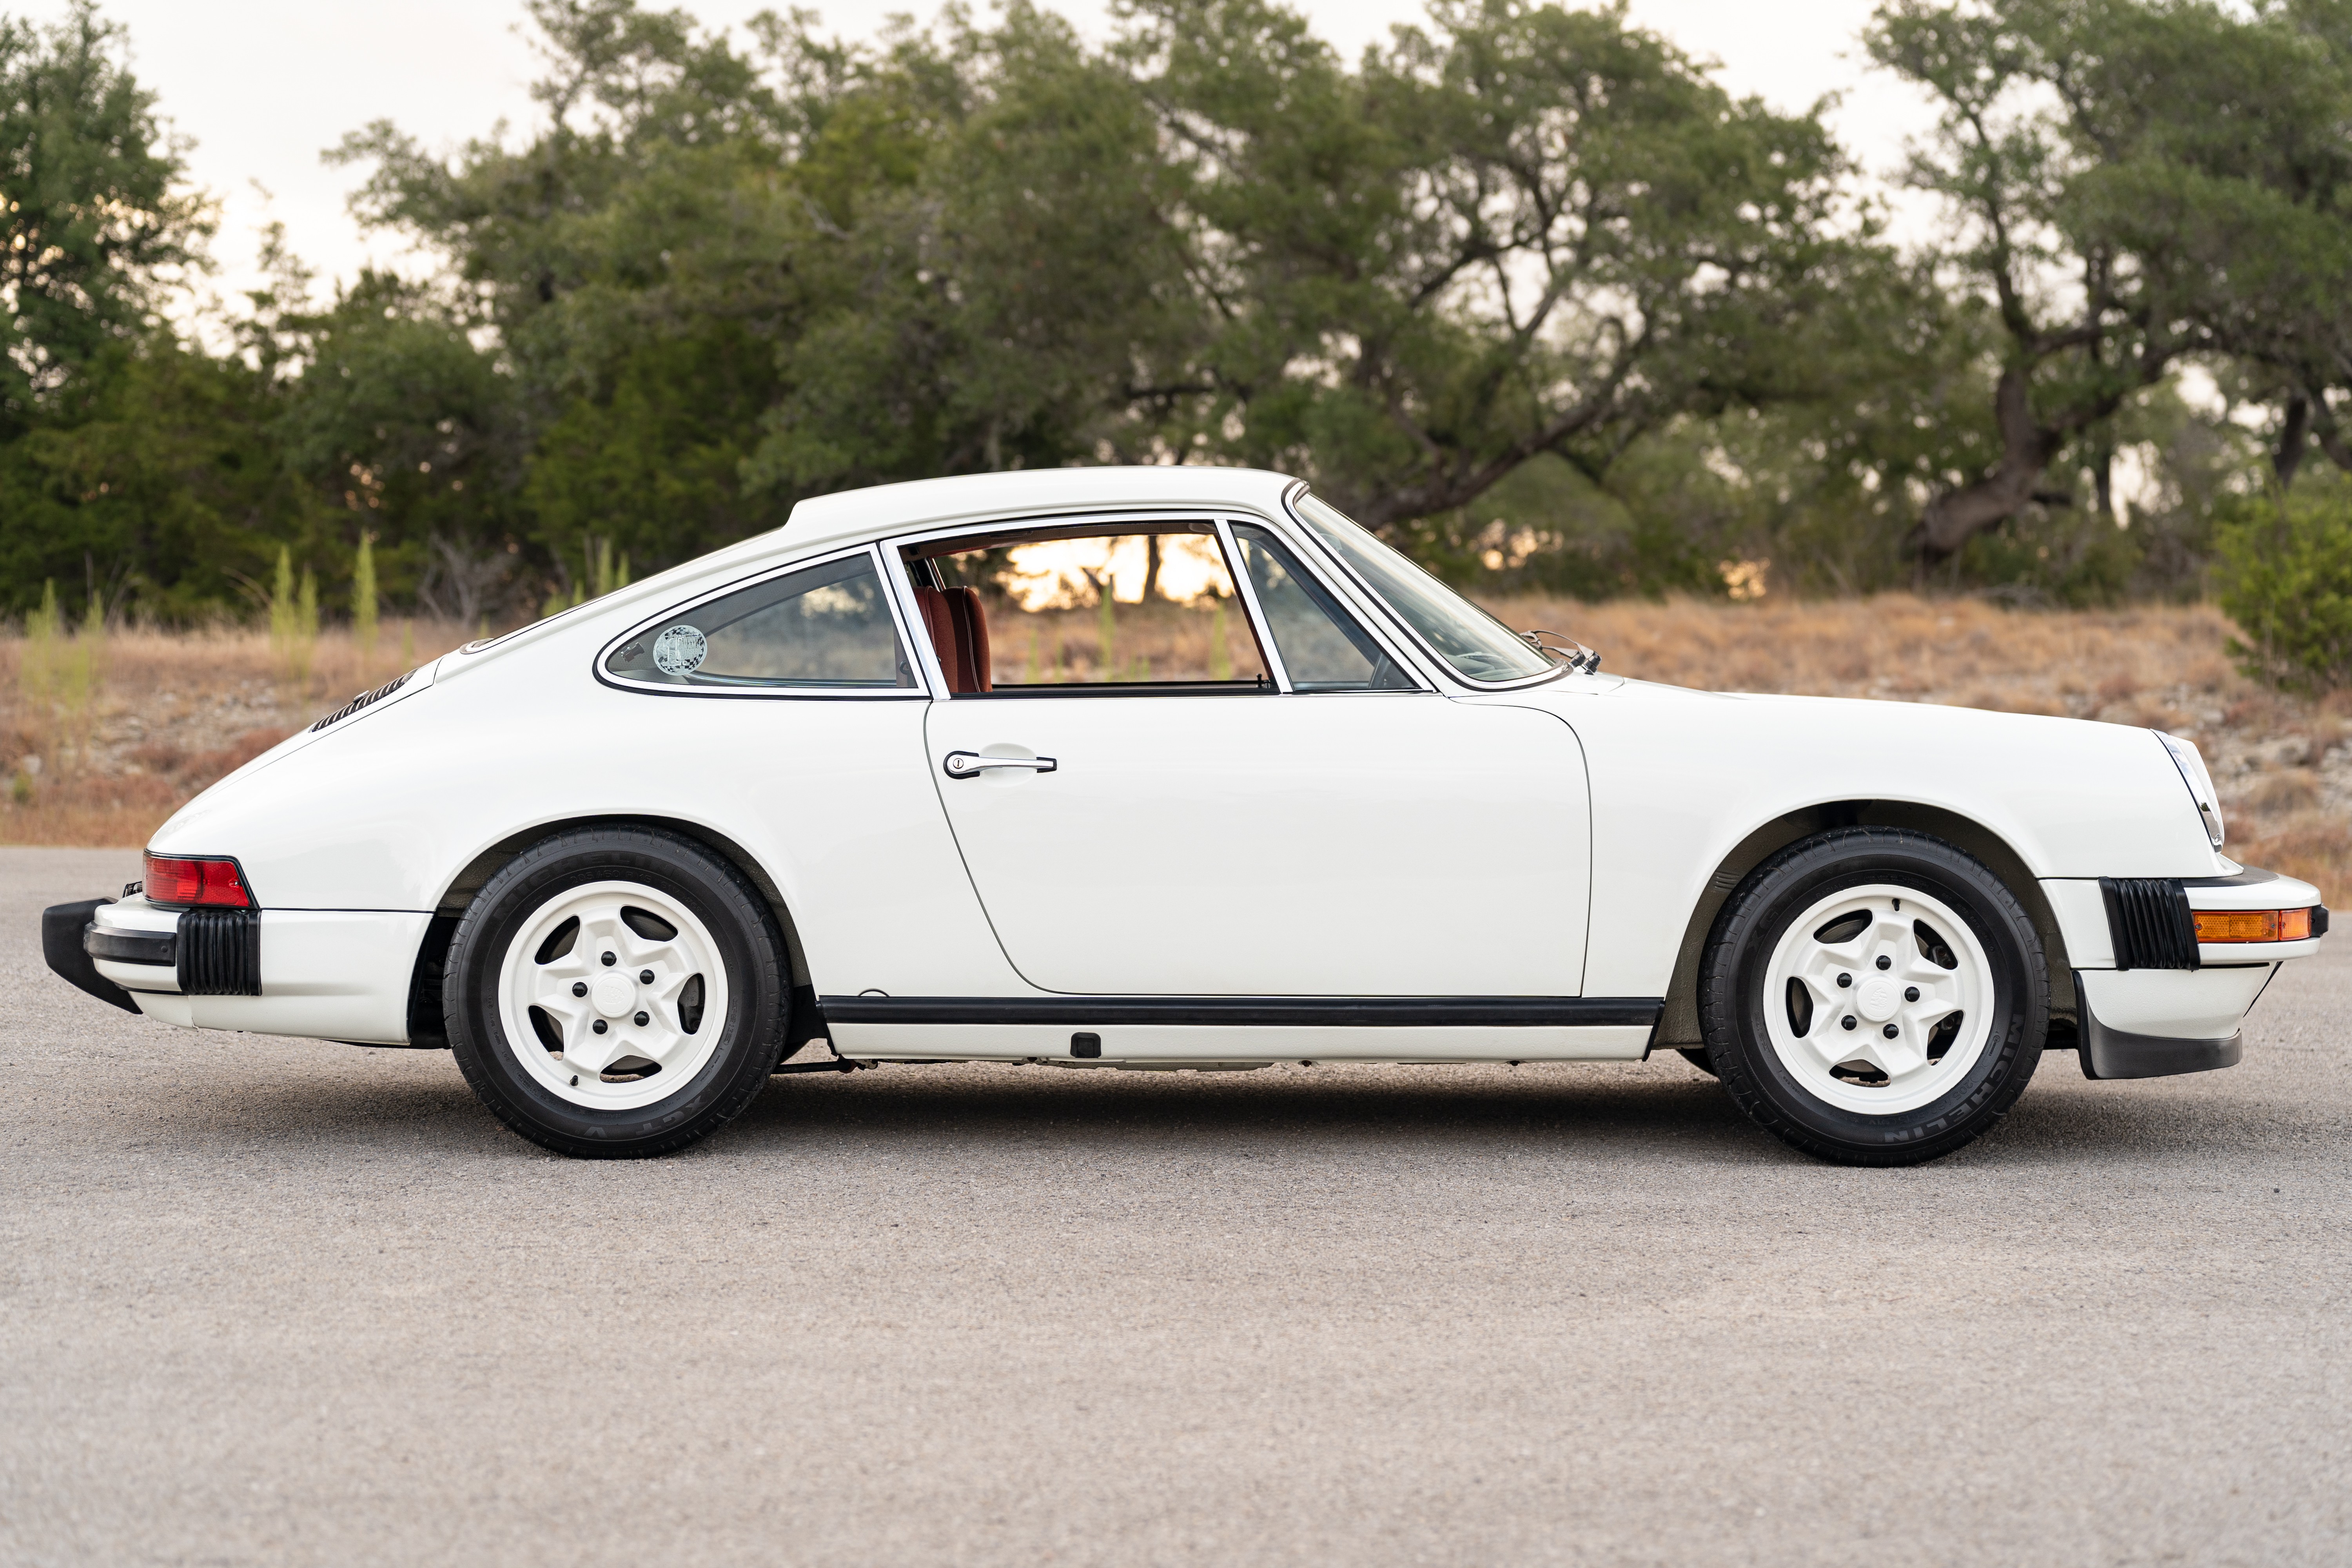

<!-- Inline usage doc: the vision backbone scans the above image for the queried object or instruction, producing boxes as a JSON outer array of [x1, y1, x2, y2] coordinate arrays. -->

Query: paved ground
[[1, 847, 2346, 1566]]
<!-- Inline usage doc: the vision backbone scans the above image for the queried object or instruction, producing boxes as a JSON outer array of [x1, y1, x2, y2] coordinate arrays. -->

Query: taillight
[[143, 853, 253, 908]]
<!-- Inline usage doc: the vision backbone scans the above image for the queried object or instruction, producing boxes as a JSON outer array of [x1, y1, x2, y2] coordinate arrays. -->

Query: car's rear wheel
[[445, 827, 787, 1158], [1698, 827, 2046, 1166]]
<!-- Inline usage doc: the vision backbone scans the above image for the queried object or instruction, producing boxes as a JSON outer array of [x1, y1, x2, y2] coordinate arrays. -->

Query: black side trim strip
[[818, 996, 1662, 1028], [85, 926, 176, 965]]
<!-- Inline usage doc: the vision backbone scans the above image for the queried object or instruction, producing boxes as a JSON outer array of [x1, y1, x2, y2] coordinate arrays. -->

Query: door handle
[[943, 751, 1058, 779]]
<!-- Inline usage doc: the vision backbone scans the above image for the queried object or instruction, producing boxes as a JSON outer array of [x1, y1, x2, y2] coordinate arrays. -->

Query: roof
[[777, 466, 1304, 554]]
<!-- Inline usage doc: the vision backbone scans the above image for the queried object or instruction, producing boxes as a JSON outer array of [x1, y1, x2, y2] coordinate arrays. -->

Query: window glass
[[1229, 524, 1416, 692], [1292, 493, 1556, 682], [915, 525, 1269, 690], [605, 552, 913, 689]]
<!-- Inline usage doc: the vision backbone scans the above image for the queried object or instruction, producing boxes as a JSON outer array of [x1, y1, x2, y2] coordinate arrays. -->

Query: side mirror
[[1522, 629, 1601, 675]]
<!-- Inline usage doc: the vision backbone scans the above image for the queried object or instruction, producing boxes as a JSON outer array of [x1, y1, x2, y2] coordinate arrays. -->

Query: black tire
[[1697, 827, 2046, 1167], [445, 827, 788, 1158], [1676, 1047, 1719, 1076]]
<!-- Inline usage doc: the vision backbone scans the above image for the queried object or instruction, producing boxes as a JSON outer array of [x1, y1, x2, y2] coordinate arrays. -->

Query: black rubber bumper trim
[[176, 907, 262, 996], [85, 926, 176, 965], [43, 898, 140, 1013], [818, 996, 1664, 1029], [2073, 969, 2245, 1080], [2181, 867, 2281, 888]]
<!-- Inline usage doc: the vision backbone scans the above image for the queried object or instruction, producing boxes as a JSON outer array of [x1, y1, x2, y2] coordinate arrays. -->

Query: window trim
[[1279, 481, 1570, 693], [593, 543, 931, 701], [1215, 517, 1293, 691], [876, 507, 1413, 699], [1220, 515, 1433, 696]]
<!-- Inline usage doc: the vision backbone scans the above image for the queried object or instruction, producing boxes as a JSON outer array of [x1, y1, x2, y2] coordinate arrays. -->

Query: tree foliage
[[2214, 473, 2352, 691], [0, 0, 208, 428], [4, 0, 2352, 622], [1870, 0, 2352, 559]]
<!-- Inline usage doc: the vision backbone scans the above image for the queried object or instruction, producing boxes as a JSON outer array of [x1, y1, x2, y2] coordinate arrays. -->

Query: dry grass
[[0, 622, 469, 849], [989, 598, 1267, 684], [1494, 592, 2352, 903], [3, 594, 2344, 904]]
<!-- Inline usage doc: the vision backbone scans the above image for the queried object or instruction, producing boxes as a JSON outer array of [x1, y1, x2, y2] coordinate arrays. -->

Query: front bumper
[[2036, 864, 2324, 1080]]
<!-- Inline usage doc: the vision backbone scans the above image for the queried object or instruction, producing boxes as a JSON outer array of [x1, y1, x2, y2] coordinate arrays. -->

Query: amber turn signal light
[[2192, 907, 2316, 944], [143, 853, 252, 909]]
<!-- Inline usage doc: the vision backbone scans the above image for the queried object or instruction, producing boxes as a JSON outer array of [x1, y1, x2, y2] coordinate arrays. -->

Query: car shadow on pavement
[[122, 1049, 2308, 1171]]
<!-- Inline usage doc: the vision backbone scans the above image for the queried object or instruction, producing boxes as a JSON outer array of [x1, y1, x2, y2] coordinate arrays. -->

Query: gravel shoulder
[[2, 847, 2346, 1566]]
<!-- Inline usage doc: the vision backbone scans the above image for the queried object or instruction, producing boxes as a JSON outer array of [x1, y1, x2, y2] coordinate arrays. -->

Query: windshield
[[1290, 494, 1558, 683]]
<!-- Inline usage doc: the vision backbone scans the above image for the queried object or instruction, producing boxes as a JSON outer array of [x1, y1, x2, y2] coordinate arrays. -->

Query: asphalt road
[[2, 847, 2347, 1566]]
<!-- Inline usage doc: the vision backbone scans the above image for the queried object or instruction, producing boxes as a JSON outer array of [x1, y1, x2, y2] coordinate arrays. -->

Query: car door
[[911, 517, 1592, 998]]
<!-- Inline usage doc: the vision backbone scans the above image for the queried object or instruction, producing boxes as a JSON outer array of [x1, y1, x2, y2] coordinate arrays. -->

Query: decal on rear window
[[653, 625, 708, 675]]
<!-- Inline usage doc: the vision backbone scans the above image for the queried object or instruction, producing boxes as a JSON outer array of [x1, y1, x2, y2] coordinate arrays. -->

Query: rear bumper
[[49, 895, 431, 1045], [42, 898, 138, 1013]]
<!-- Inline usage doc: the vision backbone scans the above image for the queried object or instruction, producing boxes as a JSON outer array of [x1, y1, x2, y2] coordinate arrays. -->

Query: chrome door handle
[[943, 751, 1058, 779]]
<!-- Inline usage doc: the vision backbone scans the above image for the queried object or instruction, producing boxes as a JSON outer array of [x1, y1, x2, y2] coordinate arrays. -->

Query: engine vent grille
[[2101, 877, 2200, 971], [178, 907, 261, 995], [310, 670, 413, 733]]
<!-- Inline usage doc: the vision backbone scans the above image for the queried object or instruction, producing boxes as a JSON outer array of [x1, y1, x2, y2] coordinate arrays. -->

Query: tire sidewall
[[1702, 830, 2046, 1163], [446, 829, 785, 1156]]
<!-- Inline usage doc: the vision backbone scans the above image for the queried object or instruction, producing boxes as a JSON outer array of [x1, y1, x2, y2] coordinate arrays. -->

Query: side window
[[1230, 524, 1416, 692], [606, 552, 914, 689], [909, 525, 1270, 693]]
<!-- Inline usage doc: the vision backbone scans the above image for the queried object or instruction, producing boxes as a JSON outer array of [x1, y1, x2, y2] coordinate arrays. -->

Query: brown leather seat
[[914, 586, 992, 693]]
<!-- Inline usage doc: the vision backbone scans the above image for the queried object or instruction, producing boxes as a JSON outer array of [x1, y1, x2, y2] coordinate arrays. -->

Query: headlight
[[2157, 731, 2225, 849]]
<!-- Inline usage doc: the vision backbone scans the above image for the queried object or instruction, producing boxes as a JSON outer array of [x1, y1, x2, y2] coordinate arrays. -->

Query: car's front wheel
[[1698, 827, 2046, 1166], [445, 827, 787, 1158]]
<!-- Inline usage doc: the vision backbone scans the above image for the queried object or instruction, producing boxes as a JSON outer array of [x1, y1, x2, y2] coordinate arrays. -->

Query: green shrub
[[352, 533, 379, 657], [2214, 477, 2352, 693]]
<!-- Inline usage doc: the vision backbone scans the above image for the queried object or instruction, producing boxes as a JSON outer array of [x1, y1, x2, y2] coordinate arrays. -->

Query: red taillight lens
[[143, 853, 252, 908]]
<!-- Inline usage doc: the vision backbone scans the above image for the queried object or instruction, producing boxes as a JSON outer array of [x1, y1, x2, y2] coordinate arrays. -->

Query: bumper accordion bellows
[[176, 907, 262, 996], [2100, 877, 2200, 971]]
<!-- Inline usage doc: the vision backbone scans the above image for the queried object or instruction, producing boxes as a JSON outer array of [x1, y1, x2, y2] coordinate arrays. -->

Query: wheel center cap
[[590, 973, 636, 1018], [1857, 976, 1902, 1024]]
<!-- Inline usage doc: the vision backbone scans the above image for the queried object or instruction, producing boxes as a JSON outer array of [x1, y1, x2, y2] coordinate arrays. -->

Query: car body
[[43, 466, 2328, 1162]]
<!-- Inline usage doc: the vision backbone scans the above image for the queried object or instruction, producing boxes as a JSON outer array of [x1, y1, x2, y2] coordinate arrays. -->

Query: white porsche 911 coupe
[[42, 468, 2328, 1164]]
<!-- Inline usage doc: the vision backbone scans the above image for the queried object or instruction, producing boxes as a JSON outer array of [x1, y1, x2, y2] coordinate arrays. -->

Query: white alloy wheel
[[495, 879, 732, 1111], [1761, 882, 1994, 1116]]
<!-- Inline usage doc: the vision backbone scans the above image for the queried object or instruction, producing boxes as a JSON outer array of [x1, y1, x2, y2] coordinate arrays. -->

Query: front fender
[[1529, 683, 2219, 995]]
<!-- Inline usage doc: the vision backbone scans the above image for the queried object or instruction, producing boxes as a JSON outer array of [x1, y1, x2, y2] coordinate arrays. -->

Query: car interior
[[903, 522, 1276, 693]]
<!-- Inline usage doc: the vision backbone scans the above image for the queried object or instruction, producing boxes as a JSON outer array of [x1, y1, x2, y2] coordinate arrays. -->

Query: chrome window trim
[[874, 506, 1434, 699], [593, 543, 932, 701], [875, 534, 952, 697], [1279, 480, 1569, 693], [1219, 513, 1433, 695], [1215, 516, 1293, 692]]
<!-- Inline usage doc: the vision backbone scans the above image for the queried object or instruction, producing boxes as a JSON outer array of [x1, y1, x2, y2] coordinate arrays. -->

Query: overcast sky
[[22, 0, 1944, 307]]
